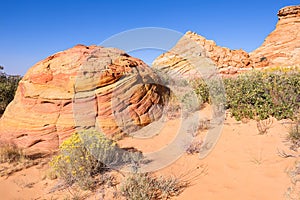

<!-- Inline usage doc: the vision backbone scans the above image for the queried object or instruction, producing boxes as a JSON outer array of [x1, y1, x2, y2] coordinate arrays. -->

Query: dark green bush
[[0, 68, 21, 114]]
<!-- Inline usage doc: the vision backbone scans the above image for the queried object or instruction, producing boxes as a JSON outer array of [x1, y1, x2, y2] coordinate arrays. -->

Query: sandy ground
[[172, 117, 297, 200], [0, 106, 299, 199]]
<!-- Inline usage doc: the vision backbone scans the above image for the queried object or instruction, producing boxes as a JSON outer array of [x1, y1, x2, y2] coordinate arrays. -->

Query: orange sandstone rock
[[250, 5, 300, 67], [0, 45, 168, 155], [153, 5, 300, 76]]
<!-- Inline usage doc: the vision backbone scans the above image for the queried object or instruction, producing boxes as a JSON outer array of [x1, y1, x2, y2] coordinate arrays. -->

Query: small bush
[[256, 118, 273, 135], [51, 132, 99, 189], [286, 161, 300, 199], [288, 126, 300, 142], [287, 114, 300, 150], [0, 69, 21, 114], [0, 142, 40, 177], [120, 172, 188, 200], [186, 141, 203, 155], [190, 78, 209, 104], [50, 129, 143, 190], [0, 143, 25, 163]]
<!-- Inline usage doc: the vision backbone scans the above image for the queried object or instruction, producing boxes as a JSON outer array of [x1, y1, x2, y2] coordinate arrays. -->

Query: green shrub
[[225, 71, 299, 120], [190, 78, 209, 104], [120, 172, 188, 200], [192, 71, 300, 121], [0, 69, 21, 114]]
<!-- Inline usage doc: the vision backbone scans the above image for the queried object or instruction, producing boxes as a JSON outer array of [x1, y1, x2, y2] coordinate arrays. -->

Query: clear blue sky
[[1, 0, 299, 75]]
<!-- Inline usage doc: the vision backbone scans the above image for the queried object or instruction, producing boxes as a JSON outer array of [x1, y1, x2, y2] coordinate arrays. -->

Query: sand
[[0, 106, 298, 199]]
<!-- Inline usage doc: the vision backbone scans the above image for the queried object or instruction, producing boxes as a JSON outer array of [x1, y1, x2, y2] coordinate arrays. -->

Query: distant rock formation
[[153, 5, 300, 75], [0, 45, 168, 155], [250, 5, 300, 67], [153, 31, 268, 76]]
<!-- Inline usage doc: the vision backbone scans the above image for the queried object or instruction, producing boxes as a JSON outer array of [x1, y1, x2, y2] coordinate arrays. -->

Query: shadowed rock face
[[0, 45, 168, 155], [250, 5, 300, 67]]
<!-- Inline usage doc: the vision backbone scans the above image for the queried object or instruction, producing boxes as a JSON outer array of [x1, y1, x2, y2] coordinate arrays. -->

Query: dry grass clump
[[186, 140, 203, 155], [286, 161, 300, 199], [120, 172, 188, 200], [0, 142, 40, 177], [0, 142, 25, 163], [287, 113, 300, 150], [256, 118, 273, 135]]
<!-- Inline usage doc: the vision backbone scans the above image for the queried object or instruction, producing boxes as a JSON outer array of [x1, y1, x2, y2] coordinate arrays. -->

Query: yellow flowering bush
[[50, 132, 98, 189], [50, 129, 143, 190]]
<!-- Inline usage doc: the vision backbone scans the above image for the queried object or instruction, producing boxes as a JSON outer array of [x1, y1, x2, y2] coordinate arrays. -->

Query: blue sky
[[1, 0, 299, 75]]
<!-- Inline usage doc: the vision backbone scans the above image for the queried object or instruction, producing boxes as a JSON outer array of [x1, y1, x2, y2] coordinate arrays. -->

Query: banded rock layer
[[250, 5, 300, 67], [0, 45, 168, 155]]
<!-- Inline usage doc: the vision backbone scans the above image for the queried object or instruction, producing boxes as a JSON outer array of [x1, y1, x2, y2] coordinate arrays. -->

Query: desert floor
[[0, 106, 299, 200]]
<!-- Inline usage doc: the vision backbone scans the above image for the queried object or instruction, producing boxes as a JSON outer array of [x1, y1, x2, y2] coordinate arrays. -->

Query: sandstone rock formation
[[250, 5, 300, 67], [152, 32, 218, 78], [0, 45, 168, 155], [154, 5, 300, 75], [153, 31, 269, 76]]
